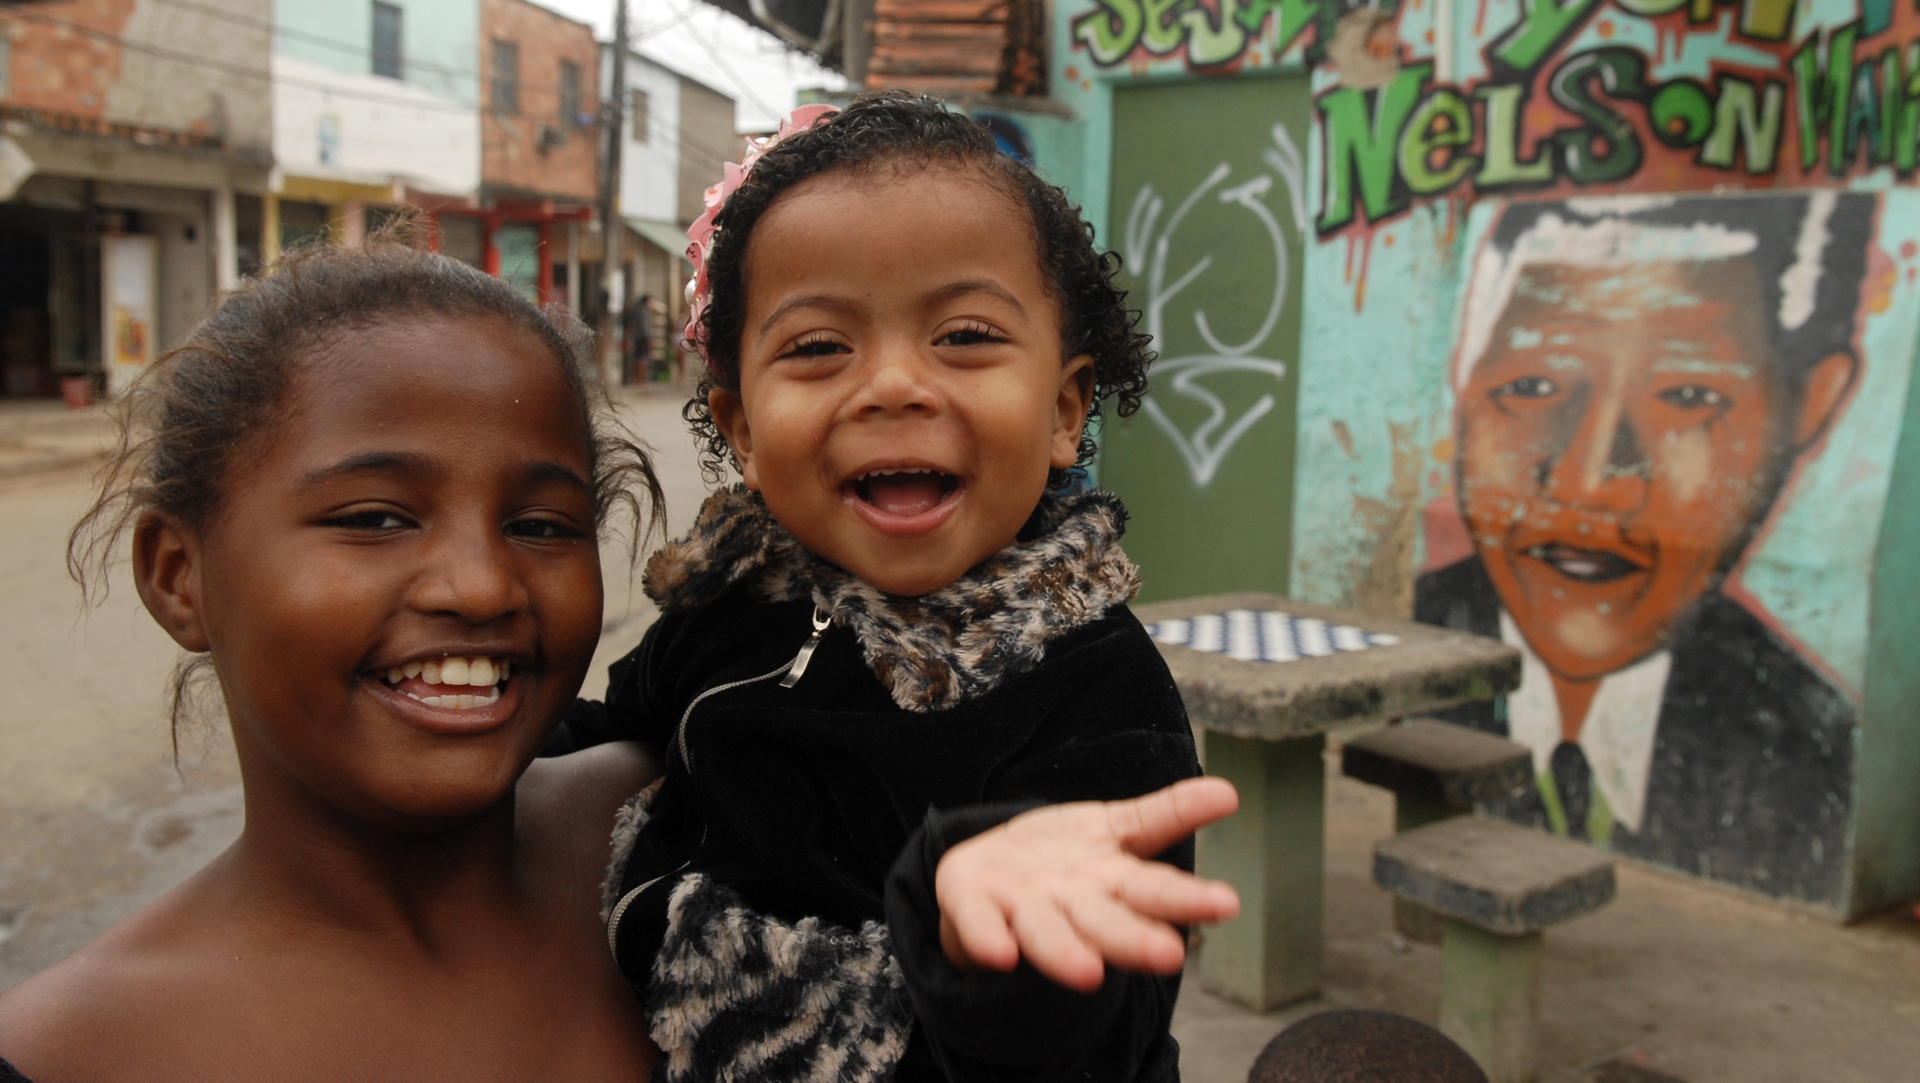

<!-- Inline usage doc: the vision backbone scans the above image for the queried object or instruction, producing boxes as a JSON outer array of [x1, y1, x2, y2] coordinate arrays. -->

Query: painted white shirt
[[1499, 611, 1672, 834]]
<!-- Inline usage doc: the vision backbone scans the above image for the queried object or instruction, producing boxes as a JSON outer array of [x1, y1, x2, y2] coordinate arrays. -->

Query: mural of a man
[[1415, 192, 1874, 905]]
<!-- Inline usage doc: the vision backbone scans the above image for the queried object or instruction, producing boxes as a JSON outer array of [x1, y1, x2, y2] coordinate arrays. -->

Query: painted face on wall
[[1457, 258, 1806, 681]]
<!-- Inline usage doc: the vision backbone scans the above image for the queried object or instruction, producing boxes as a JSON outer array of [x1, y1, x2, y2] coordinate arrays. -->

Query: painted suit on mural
[[1415, 192, 1873, 907]]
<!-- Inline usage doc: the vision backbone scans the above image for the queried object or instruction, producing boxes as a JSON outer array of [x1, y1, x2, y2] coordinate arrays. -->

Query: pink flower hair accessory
[[682, 103, 840, 364]]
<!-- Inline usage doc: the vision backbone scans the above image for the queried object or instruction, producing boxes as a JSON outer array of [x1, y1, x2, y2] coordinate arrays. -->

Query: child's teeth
[[388, 656, 508, 699], [441, 657, 470, 685], [469, 658, 496, 686], [421, 659, 442, 683]]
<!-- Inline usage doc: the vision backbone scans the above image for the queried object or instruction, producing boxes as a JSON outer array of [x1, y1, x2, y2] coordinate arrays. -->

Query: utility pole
[[598, 0, 630, 386]]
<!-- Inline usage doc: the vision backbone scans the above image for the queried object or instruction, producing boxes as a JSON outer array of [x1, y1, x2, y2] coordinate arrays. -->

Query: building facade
[[474, 0, 598, 307], [0, 0, 272, 398], [268, 0, 483, 262]]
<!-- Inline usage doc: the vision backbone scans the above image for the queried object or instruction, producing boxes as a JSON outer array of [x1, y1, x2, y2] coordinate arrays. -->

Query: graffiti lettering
[[1125, 124, 1305, 486], [1071, 0, 1321, 71]]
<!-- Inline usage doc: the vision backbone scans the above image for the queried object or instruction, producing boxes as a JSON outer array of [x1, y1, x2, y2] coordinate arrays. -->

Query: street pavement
[[3, 389, 1918, 1082]]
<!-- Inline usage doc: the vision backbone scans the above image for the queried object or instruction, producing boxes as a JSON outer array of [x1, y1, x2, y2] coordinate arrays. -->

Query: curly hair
[[70, 212, 664, 754], [686, 91, 1154, 485]]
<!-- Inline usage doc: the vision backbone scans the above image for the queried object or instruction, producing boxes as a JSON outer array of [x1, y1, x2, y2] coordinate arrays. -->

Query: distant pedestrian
[[0, 219, 667, 1081], [622, 292, 652, 384]]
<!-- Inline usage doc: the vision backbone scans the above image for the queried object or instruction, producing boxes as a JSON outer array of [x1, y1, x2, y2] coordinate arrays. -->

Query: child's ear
[[132, 511, 210, 653], [709, 387, 761, 491], [1051, 354, 1097, 470]]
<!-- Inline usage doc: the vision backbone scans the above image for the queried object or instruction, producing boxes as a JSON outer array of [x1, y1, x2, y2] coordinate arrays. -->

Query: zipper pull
[[779, 606, 832, 688]]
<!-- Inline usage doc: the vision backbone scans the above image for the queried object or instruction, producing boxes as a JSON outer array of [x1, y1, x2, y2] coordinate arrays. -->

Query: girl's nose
[[412, 521, 529, 623], [852, 344, 940, 418]]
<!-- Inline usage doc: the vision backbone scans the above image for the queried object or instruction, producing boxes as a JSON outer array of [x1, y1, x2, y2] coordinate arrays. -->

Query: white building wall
[[271, 55, 481, 197], [612, 51, 680, 224]]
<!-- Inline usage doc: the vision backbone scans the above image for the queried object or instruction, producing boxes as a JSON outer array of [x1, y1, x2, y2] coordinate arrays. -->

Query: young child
[[548, 92, 1241, 1081], [0, 232, 666, 1081]]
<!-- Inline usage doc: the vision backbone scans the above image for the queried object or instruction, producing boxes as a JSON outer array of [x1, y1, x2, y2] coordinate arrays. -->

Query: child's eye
[[506, 516, 586, 541], [937, 321, 1005, 347], [325, 509, 413, 532], [784, 333, 848, 359]]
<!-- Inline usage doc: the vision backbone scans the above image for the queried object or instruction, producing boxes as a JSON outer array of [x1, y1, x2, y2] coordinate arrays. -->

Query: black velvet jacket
[[548, 488, 1200, 1082]]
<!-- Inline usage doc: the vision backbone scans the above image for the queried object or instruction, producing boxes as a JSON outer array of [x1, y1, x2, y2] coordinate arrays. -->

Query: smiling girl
[[547, 93, 1240, 1081], [0, 233, 664, 1082]]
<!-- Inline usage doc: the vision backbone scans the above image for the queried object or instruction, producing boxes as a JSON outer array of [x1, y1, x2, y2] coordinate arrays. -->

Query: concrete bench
[[1134, 593, 1520, 1011], [1373, 816, 1615, 1083], [1343, 718, 1532, 942]]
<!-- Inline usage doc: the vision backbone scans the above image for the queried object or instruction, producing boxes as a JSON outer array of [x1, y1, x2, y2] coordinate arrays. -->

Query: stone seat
[[1343, 718, 1533, 941], [1373, 816, 1615, 1083]]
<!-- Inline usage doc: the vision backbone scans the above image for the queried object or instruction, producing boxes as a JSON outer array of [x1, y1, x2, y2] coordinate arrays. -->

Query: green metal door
[[1104, 76, 1311, 602], [495, 223, 541, 302]]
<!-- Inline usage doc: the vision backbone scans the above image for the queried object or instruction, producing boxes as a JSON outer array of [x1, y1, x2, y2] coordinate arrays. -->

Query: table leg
[[1439, 919, 1543, 1083], [1196, 730, 1324, 1011]]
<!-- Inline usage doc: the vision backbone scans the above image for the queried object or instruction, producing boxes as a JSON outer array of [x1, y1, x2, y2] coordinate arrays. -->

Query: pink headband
[[682, 103, 840, 365]]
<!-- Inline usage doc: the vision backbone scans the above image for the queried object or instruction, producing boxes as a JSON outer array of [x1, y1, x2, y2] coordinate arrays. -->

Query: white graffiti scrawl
[[1123, 123, 1306, 487]]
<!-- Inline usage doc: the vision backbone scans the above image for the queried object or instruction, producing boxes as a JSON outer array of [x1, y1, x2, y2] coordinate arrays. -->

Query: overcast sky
[[539, 0, 846, 132]]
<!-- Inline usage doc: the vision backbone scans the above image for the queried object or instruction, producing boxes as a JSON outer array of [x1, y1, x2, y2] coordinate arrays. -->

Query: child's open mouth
[[379, 655, 512, 710], [849, 468, 962, 519]]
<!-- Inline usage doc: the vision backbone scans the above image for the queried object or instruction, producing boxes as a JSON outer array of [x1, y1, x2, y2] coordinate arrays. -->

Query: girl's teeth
[[441, 657, 470, 685], [470, 658, 496, 686], [410, 688, 502, 709], [382, 655, 511, 697]]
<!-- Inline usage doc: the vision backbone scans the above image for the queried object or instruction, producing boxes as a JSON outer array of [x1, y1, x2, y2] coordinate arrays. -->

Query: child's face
[[145, 315, 604, 826], [711, 165, 1094, 596]]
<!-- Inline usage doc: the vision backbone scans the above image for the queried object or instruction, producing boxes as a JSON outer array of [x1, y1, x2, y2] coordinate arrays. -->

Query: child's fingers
[[1104, 777, 1240, 857], [1062, 892, 1190, 976], [940, 889, 1022, 973], [1112, 860, 1243, 925], [1009, 892, 1107, 993]]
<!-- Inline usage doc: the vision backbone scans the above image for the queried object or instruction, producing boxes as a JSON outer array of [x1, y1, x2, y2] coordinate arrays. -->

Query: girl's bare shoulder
[[0, 876, 242, 1082], [516, 742, 663, 884]]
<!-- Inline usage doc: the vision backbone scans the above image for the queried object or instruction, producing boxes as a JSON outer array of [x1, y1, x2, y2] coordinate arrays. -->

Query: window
[[491, 40, 520, 114], [629, 88, 649, 144], [371, 2, 403, 80], [560, 60, 582, 127]]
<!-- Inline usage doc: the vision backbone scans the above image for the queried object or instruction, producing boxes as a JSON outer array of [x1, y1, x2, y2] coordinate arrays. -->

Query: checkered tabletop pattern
[[1144, 609, 1400, 664]]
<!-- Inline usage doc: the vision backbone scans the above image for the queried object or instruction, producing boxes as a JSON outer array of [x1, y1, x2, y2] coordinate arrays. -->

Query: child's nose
[[412, 522, 529, 622], [855, 348, 940, 418]]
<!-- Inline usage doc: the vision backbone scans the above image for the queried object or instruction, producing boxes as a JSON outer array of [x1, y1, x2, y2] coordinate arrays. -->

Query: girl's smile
[[712, 166, 1094, 596]]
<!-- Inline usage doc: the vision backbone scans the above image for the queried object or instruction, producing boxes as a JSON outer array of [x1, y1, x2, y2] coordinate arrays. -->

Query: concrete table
[[1132, 592, 1521, 1010]]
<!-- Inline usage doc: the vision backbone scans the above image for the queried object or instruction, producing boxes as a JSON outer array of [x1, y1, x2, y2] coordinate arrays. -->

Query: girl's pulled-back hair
[[71, 214, 664, 750], [687, 91, 1154, 483]]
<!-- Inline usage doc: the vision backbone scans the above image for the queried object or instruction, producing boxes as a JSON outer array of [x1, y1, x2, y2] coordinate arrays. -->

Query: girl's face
[[712, 165, 1094, 596], [139, 315, 604, 827]]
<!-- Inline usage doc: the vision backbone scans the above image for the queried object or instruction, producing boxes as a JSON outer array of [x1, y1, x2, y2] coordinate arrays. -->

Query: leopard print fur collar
[[641, 485, 1141, 712]]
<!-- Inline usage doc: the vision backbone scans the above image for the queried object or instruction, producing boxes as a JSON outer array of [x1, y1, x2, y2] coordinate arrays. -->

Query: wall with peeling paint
[[1045, 0, 1920, 917]]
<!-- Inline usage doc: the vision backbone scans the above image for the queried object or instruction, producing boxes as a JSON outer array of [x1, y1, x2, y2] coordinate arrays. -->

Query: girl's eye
[[506, 516, 585, 540], [1657, 385, 1728, 410], [785, 334, 848, 358], [1492, 375, 1558, 400], [326, 510, 412, 532], [938, 321, 1004, 348]]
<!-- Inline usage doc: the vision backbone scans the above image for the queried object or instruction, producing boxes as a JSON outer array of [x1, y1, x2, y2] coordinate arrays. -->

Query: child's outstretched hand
[[934, 777, 1241, 993]]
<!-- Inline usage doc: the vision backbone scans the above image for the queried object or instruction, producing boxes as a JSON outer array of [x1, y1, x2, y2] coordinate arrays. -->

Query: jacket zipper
[[671, 605, 833, 773], [610, 609, 832, 957]]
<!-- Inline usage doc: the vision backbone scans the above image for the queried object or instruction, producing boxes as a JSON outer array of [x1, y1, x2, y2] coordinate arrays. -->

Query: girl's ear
[[1051, 354, 1097, 470], [133, 511, 210, 653], [709, 386, 761, 491]]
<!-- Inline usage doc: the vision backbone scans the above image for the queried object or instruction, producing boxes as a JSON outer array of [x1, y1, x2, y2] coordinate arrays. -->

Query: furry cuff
[[649, 873, 914, 1083]]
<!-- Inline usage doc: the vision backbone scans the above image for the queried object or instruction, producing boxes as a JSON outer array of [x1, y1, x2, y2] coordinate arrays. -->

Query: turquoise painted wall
[[275, 0, 481, 107], [1049, 0, 1920, 917]]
